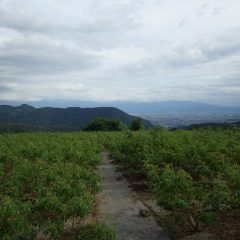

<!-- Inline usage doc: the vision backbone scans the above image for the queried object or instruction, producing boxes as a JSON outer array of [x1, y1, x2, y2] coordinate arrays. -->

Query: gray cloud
[[0, 85, 11, 92], [0, 0, 240, 106]]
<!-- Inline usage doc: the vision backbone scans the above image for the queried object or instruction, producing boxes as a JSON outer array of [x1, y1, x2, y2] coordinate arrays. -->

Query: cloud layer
[[0, 0, 240, 106]]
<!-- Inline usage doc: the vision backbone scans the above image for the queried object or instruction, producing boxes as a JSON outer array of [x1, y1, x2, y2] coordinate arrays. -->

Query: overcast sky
[[0, 0, 240, 106]]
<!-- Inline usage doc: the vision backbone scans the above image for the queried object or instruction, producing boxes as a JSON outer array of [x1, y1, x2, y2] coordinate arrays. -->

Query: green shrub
[[74, 223, 115, 240], [130, 118, 144, 131], [83, 118, 125, 131]]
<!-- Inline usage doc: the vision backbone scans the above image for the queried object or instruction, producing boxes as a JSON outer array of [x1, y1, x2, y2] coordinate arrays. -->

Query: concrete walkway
[[98, 152, 171, 240]]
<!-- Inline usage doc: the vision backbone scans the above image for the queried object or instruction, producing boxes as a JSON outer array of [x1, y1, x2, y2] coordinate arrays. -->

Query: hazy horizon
[[0, 0, 240, 106], [1, 99, 240, 109]]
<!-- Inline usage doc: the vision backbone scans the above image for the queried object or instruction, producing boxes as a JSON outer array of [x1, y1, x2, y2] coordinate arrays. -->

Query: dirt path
[[98, 152, 171, 240]]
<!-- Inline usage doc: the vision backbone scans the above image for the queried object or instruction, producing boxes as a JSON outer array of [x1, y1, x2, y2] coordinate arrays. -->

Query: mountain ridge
[[0, 100, 239, 114], [0, 104, 152, 132]]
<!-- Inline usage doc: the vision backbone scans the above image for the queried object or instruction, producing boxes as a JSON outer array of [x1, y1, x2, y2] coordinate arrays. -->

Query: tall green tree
[[130, 118, 144, 131], [83, 118, 125, 131]]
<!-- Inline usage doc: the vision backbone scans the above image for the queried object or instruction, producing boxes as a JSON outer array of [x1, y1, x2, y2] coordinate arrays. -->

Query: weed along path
[[98, 152, 171, 240]]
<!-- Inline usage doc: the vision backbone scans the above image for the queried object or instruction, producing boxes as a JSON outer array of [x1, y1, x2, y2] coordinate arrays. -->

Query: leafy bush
[[0, 132, 103, 239], [83, 118, 125, 131], [74, 223, 115, 240], [130, 118, 144, 131], [199, 212, 217, 225], [108, 129, 240, 229]]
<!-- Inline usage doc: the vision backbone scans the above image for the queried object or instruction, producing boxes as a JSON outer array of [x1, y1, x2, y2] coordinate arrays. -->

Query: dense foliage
[[176, 122, 240, 130], [0, 132, 109, 239], [107, 129, 240, 228], [0, 123, 73, 134], [73, 223, 115, 240], [1, 129, 239, 238], [130, 118, 144, 131], [83, 118, 126, 131]]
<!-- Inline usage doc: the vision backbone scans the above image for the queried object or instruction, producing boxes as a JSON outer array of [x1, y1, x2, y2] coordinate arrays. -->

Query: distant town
[[140, 113, 240, 128]]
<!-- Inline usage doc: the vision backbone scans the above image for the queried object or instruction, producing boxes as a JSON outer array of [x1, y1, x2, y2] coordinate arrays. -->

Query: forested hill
[[0, 104, 152, 132], [174, 121, 240, 130]]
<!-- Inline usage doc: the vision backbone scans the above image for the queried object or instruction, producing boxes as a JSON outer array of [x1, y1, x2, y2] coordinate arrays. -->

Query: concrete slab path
[[98, 152, 171, 240]]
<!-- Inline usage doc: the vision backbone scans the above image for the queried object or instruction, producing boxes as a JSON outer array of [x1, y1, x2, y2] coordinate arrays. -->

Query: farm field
[[0, 129, 240, 239], [0, 132, 114, 239], [107, 129, 240, 239]]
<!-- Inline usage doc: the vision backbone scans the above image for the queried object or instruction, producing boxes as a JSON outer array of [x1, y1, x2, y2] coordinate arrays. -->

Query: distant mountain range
[[0, 104, 152, 132], [114, 101, 240, 114], [0, 100, 239, 114]]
